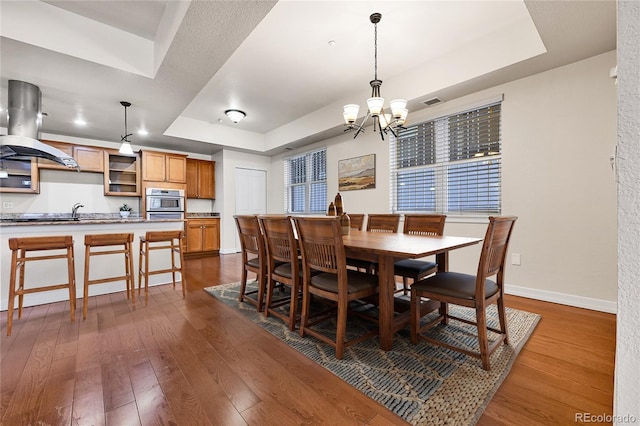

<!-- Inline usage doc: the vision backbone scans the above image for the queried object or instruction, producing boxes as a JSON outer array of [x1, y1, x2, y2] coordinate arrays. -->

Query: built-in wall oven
[[146, 188, 184, 220]]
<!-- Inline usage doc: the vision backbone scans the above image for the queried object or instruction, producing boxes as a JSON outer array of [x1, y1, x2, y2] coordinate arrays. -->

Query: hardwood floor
[[0, 254, 615, 425]]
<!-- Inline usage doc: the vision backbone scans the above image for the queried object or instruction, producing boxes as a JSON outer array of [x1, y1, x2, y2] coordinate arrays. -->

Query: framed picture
[[338, 154, 376, 191]]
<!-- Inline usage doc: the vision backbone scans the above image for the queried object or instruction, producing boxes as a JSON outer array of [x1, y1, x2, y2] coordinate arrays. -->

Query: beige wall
[[270, 50, 618, 310]]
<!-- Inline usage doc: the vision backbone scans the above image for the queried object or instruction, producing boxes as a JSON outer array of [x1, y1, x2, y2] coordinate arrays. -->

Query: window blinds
[[284, 148, 327, 213], [391, 101, 502, 214]]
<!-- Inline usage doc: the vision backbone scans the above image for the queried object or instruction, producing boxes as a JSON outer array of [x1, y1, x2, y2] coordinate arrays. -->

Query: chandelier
[[343, 13, 408, 140]]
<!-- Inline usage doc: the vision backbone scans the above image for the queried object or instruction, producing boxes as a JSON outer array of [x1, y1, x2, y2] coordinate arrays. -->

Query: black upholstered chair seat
[[411, 272, 498, 301], [311, 270, 378, 294], [394, 259, 437, 277]]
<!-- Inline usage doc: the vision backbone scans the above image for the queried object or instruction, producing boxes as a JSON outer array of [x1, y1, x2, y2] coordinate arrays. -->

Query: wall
[[270, 50, 618, 311], [615, 0, 640, 421]]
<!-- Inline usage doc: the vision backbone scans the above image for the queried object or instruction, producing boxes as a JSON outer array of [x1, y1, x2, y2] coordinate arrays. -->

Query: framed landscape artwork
[[338, 154, 376, 191]]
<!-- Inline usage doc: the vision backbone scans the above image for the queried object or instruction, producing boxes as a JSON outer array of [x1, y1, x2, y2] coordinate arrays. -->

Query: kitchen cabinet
[[38, 141, 104, 172], [185, 218, 220, 254], [0, 158, 39, 193], [142, 150, 187, 183], [104, 149, 141, 196], [186, 159, 215, 199]]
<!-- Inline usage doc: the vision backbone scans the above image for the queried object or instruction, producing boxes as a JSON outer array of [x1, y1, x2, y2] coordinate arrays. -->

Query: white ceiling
[[0, 0, 616, 157]]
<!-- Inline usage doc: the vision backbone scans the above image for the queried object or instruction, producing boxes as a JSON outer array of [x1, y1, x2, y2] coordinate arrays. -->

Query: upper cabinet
[[186, 159, 215, 199], [142, 150, 187, 184], [104, 149, 141, 196], [38, 140, 104, 173], [0, 158, 40, 193]]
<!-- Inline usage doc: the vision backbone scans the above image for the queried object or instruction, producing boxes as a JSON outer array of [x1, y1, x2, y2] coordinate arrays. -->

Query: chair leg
[[410, 289, 420, 344], [83, 244, 91, 320], [335, 299, 348, 359], [178, 240, 186, 298], [127, 241, 135, 304], [256, 270, 266, 312], [67, 245, 76, 322], [7, 250, 18, 336], [18, 248, 25, 319], [299, 285, 311, 338], [239, 266, 248, 303], [144, 241, 150, 295], [476, 305, 491, 370], [497, 295, 509, 345], [170, 241, 177, 289], [288, 281, 299, 331], [138, 239, 144, 295], [264, 276, 275, 316], [402, 277, 409, 295]]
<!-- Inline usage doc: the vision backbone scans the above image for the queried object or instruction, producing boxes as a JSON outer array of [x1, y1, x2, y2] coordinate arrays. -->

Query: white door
[[235, 167, 267, 251]]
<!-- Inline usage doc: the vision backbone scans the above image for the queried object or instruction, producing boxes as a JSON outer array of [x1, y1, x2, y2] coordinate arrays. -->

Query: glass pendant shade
[[397, 108, 409, 125], [367, 97, 384, 116], [343, 104, 360, 124], [119, 140, 134, 155], [390, 99, 408, 118], [380, 113, 392, 129]]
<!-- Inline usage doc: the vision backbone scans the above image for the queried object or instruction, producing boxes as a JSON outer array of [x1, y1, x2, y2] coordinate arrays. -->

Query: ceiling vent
[[422, 97, 443, 107]]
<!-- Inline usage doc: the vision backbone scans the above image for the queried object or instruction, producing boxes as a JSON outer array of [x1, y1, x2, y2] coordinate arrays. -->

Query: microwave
[[146, 188, 184, 212]]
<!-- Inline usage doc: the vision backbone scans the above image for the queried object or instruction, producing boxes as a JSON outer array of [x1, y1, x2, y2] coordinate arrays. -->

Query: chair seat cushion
[[247, 257, 261, 268], [311, 270, 378, 294], [411, 272, 498, 301], [273, 261, 302, 279], [394, 259, 437, 277]]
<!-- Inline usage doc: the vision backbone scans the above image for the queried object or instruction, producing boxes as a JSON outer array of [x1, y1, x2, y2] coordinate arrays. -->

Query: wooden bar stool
[[138, 230, 186, 297], [6, 235, 76, 336], [83, 233, 135, 320]]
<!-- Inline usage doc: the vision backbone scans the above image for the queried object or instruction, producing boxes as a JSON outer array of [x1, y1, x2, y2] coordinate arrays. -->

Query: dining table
[[342, 230, 483, 351]]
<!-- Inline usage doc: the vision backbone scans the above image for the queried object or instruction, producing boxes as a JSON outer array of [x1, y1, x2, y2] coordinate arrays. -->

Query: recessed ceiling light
[[74, 118, 87, 126], [328, 40, 336, 47]]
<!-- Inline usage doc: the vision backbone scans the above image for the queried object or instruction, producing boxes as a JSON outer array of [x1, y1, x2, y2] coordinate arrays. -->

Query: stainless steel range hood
[[0, 80, 78, 169]]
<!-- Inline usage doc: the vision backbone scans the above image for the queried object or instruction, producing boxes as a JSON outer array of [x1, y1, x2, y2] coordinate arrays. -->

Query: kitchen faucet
[[71, 203, 84, 218]]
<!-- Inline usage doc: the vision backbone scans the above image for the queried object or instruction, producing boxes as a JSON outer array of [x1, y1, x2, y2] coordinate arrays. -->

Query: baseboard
[[219, 248, 239, 255], [505, 284, 617, 314]]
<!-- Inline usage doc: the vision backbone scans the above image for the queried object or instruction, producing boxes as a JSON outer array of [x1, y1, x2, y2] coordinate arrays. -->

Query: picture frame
[[338, 154, 376, 191]]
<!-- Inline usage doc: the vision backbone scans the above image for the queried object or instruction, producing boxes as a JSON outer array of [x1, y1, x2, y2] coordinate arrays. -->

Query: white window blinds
[[284, 148, 327, 214], [390, 101, 502, 215]]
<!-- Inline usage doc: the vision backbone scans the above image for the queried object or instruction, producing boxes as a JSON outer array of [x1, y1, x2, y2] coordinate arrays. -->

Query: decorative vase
[[334, 193, 343, 216], [327, 202, 336, 216], [340, 212, 350, 236], [120, 211, 130, 218]]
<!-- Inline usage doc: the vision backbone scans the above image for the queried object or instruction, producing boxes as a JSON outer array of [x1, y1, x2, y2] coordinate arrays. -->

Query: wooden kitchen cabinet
[[142, 150, 187, 183], [0, 158, 40, 193], [185, 218, 220, 254], [186, 159, 215, 199], [103, 149, 141, 196], [38, 141, 104, 172]]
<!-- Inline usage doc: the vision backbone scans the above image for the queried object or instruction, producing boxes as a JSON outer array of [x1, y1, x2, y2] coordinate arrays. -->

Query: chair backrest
[[293, 217, 347, 281], [348, 214, 365, 231], [259, 215, 298, 267], [366, 214, 400, 233], [476, 216, 517, 284], [403, 214, 446, 236], [234, 215, 265, 262]]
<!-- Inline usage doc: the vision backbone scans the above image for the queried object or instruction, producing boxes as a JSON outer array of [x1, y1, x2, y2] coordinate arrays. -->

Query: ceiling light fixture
[[225, 109, 246, 123], [343, 13, 408, 140], [119, 101, 134, 155]]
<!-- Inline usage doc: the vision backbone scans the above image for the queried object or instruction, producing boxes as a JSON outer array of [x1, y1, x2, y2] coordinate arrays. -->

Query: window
[[284, 148, 327, 214], [390, 100, 502, 215]]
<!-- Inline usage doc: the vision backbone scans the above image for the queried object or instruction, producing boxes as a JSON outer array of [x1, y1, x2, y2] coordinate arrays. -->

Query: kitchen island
[[0, 215, 185, 311]]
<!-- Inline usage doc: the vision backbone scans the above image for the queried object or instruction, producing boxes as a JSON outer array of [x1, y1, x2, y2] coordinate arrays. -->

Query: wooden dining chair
[[234, 215, 268, 312], [394, 214, 446, 294], [293, 216, 379, 359], [366, 214, 400, 233], [410, 216, 517, 370], [348, 214, 365, 231], [258, 215, 301, 330]]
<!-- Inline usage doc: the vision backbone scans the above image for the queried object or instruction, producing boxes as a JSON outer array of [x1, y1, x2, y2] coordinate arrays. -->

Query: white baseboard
[[219, 248, 239, 255], [505, 284, 617, 314]]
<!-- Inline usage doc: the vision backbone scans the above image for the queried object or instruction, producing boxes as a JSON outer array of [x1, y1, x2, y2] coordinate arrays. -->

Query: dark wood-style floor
[[0, 254, 615, 425]]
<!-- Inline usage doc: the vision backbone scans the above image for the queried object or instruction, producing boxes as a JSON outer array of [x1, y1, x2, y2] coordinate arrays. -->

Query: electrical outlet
[[511, 253, 521, 266], [2, 201, 14, 209]]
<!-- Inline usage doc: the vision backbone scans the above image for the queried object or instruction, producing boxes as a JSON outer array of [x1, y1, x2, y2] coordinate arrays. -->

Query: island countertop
[[0, 213, 184, 226]]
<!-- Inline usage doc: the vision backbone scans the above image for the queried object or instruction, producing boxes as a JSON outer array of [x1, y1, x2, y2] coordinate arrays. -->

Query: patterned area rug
[[204, 282, 540, 425]]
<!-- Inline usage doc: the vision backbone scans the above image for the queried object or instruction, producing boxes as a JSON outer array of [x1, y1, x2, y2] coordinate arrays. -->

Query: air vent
[[422, 97, 443, 107], [285, 147, 296, 151]]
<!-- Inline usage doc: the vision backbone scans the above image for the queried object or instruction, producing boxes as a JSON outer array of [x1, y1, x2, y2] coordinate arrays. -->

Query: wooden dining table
[[342, 230, 483, 351]]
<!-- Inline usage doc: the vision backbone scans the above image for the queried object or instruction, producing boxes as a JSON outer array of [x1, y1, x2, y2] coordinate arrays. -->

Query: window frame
[[284, 147, 327, 214]]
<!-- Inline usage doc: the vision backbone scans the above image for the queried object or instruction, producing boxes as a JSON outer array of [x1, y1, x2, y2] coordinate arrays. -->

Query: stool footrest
[[17, 283, 72, 294], [87, 275, 132, 286]]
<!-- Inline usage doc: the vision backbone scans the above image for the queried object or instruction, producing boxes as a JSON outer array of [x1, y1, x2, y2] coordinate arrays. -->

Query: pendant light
[[119, 101, 134, 155]]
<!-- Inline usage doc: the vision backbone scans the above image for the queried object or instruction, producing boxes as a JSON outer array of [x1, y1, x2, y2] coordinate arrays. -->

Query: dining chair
[[234, 215, 268, 312], [394, 214, 446, 295], [258, 215, 301, 330], [348, 214, 366, 231], [293, 216, 379, 359], [409, 216, 517, 370], [366, 214, 400, 233]]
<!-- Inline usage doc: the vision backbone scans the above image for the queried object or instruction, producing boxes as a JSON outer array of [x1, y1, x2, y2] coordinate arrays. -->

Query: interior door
[[235, 167, 267, 251]]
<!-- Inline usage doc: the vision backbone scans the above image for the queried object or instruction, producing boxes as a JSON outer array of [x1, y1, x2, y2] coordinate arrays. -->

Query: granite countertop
[[0, 213, 183, 226], [185, 212, 220, 218]]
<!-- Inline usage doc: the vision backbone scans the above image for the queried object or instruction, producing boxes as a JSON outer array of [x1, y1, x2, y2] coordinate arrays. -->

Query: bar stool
[[83, 233, 135, 320], [6, 235, 76, 336], [138, 230, 186, 297]]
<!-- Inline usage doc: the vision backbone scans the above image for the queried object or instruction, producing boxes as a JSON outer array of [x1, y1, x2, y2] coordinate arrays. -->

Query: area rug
[[204, 281, 540, 425]]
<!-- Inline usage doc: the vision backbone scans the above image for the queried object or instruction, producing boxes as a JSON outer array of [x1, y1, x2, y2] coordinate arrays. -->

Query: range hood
[[0, 80, 78, 169]]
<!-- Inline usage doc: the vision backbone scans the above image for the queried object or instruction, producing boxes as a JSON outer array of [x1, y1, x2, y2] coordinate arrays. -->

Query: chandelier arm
[[353, 112, 371, 139]]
